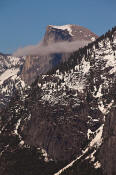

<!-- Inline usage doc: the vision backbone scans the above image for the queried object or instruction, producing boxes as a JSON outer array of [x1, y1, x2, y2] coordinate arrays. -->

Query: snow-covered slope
[[0, 55, 26, 107]]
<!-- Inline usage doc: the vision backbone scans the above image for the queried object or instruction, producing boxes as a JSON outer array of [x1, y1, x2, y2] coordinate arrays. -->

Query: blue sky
[[0, 0, 116, 53]]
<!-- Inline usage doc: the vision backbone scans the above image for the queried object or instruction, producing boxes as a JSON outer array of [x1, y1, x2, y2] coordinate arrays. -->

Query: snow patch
[[87, 129, 94, 139], [49, 24, 74, 36], [91, 37, 95, 41], [98, 100, 114, 114], [0, 68, 19, 85], [94, 161, 101, 169], [81, 58, 90, 74], [37, 148, 50, 162], [85, 150, 96, 162], [93, 85, 103, 98], [14, 119, 21, 135], [90, 124, 104, 147]]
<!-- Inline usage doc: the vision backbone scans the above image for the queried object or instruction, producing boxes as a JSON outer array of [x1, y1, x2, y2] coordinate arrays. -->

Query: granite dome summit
[[20, 24, 98, 84]]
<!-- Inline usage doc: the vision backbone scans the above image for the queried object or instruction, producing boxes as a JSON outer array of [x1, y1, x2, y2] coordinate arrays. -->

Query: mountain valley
[[0, 25, 116, 175]]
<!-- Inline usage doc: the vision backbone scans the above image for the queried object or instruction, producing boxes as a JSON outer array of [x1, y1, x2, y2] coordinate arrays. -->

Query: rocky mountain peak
[[21, 24, 98, 84], [43, 24, 98, 44]]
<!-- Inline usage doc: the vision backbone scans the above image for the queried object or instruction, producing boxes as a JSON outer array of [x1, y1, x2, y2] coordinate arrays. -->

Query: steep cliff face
[[100, 108, 116, 175], [21, 25, 98, 85], [43, 25, 72, 44], [43, 25, 97, 43], [1, 27, 116, 175]]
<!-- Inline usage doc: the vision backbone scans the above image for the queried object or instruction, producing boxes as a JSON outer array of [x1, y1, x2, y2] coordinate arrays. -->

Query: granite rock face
[[21, 25, 98, 85], [100, 108, 116, 175]]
